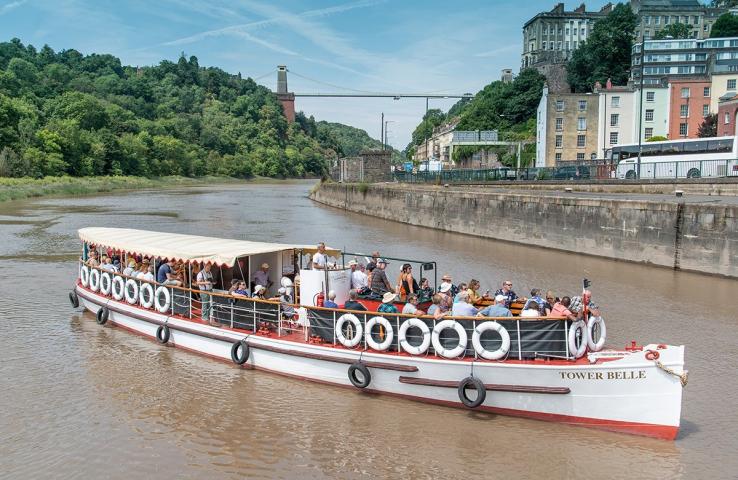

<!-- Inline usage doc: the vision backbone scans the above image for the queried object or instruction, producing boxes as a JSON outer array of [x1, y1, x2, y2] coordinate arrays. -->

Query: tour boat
[[69, 228, 688, 440]]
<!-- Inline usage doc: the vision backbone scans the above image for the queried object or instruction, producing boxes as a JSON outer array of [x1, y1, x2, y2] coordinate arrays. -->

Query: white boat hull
[[76, 286, 685, 439]]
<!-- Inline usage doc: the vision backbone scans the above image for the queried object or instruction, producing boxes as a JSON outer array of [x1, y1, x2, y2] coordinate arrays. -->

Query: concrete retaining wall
[[310, 182, 738, 278]]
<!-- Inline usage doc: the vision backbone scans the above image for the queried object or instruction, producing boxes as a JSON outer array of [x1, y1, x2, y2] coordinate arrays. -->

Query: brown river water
[[0, 180, 736, 479]]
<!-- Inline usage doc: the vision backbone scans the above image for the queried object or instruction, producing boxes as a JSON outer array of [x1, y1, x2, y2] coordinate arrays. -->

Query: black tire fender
[[156, 324, 170, 344], [69, 291, 79, 308], [96, 306, 109, 325], [458, 376, 486, 408], [348, 362, 371, 389], [231, 340, 250, 365]]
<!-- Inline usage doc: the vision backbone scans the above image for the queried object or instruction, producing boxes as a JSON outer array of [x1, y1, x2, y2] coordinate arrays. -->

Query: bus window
[[662, 143, 682, 155], [683, 141, 708, 154], [641, 144, 660, 156], [708, 139, 733, 153]]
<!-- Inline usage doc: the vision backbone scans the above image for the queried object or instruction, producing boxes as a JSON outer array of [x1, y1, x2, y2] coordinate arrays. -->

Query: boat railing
[[78, 262, 577, 361]]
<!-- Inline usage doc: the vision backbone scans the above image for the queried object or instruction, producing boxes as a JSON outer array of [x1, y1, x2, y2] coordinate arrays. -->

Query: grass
[[0, 175, 244, 203]]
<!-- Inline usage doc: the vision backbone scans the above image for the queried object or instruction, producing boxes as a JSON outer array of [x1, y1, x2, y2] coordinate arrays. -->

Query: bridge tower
[[276, 65, 295, 123]]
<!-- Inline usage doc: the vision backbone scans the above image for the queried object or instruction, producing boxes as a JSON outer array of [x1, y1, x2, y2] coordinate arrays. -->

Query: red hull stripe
[[398, 376, 571, 394]]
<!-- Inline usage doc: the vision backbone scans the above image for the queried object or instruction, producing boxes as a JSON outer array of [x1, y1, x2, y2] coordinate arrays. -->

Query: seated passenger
[[351, 263, 369, 294], [253, 284, 266, 299], [157, 259, 179, 285], [466, 279, 484, 304], [418, 277, 433, 300], [123, 260, 136, 277], [453, 283, 468, 303], [438, 283, 453, 312], [439, 274, 453, 293], [451, 291, 478, 317], [401, 293, 425, 316], [228, 279, 240, 294], [427, 294, 447, 319], [343, 289, 367, 311], [477, 294, 513, 318], [86, 250, 99, 267], [324, 290, 339, 308], [142, 265, 155, 283], [520, 300, 540, 317], [278, 287, 295, 318], [135, 264, 147, 279], [233, 281, 250, 297], [370, 259, 393, 296], [524, 289, 547, 315], [550, 296, 578, 321], [494, 280, 518, 308], [100, 255, 116, 272], [377, 292, 399, 314]]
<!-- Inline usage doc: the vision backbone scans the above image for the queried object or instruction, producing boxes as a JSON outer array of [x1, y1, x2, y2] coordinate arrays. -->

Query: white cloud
[[0, 0, 29, 15]]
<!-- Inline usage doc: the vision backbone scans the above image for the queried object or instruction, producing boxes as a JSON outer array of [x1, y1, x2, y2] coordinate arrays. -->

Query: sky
[[0, 0, 615, 148]]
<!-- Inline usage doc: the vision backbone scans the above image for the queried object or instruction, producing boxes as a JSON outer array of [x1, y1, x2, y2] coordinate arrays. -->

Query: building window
[[580, 28, 585, 35], [555, 135, 563, 148], [565, 41, 570, 49], [577, 134, 586, 147], [680, 104, 689, 117], [565, 28, 570, 35], [704, 86, 711, 97], [725, 112, 731, 124], [680, 87, 690, 98], [645, 109, 654, 121], [655, 16, 660, 25], [679, 123, 688, 136], [555, 100, 564, 111], [578, 100, 587, 111], [557, 41, 562, 50], [555, 117, 563, 131], [645, 16, 651, 25], [611, 96, 620, 107], [555, 153, 562, 162], [611, 114, 619, 126], [664, 16, 669, 25], [576, 153, 585, 161], [609, 132, 619, 145], [728, 79, 737, 90], [577, 117, 587, 130], [645, 128, 653, 139], [646, 91, 655, 102], [703, 104, 710, 117]]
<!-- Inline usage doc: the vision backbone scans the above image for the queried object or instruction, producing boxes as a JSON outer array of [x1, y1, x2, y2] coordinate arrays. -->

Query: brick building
[[667, 78, 712, 138], [717, 94, 738, 137]]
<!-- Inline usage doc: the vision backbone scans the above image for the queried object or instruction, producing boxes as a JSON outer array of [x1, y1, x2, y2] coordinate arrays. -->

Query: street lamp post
[[384, 120, 395, 150], [636, 41, 645, 180]]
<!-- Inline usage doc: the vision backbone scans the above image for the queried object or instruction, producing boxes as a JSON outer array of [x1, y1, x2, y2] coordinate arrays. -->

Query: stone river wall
[[309, 182, 738, 278]]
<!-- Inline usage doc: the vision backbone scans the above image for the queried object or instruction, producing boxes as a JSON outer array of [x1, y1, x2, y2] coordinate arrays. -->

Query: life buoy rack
[[432, 320, 468, 359], [80, 265, 90, 287], [68, 291, 79, 308], [139, 283, 154, 309], [365, 316, 394, 351], [156, 324, 170, 344], [154, 286, 171, 313], [587, 316, 607, 352], [348, 362, 371, 388], [398, 318, 431, 355], [568, 320, 587, 359], [458, 376, 486, 408], [472, 321, 511, 360], [100, 272, 112, 295], [96, 306, 109, 325], [124, 279, 139, 305], [230, 339, 250, 365], [111, 276, 125, 301], [89, 268, 100, 292], [335, 314, 363, 348]]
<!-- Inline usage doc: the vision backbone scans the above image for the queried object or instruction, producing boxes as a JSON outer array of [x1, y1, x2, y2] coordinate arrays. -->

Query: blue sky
[[0, 0, 614, 147]]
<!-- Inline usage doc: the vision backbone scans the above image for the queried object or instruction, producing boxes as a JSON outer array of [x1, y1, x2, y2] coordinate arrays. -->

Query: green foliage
[[710, 13, 738, 38], [646, 135, 668, 142], [654, 23, 693, 40], [567, 4, 638, 93], [0, 38, 336, 179], [697, 114, 717, 138]]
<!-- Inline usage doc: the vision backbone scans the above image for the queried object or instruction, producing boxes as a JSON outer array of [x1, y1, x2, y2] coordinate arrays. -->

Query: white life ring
[[568, 320, 588, 359], [432, 319, 468, 359], [124, 278, 139, 305], [100, 272, 112, 295], [472, 321, 511, 360], [398, 318, 431, 355], [336, 313, 363, 348], [112, 276, 125, 300], [89, 268, 100, 292], [364, 316, 394, 351], [587, 316, 607, 352], [80, 265, 90, 287], [139, 282, 154, 309], [155, 286, 171, 313]]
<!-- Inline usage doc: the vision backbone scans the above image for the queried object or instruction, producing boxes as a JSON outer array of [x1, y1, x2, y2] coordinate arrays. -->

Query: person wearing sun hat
[[377, 291, 399, 313], [370, 258, 393, 296]]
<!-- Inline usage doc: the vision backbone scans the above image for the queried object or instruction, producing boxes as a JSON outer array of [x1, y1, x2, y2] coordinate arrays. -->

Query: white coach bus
[[607, 136, 738, 179]]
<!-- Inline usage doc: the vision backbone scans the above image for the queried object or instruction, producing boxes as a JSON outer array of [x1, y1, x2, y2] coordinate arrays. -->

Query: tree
[[567, 4, 638, 93], [698, 114, 718, 138], [654, 23, 693, 40], [646, 135, 668, 142], [710, 13, 738, 38]]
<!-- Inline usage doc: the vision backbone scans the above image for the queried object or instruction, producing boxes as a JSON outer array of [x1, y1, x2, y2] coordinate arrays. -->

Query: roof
[[78, 227, 337, 267]]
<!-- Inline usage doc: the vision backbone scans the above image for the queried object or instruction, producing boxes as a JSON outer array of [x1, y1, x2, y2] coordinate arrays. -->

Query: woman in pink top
[[550, 296, 578, 321]]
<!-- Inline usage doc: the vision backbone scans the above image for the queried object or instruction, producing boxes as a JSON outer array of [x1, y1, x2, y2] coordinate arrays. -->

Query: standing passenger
[[494, 280, 518, 308], [312, 242, 328, 270], [371, 259, 393, 296], [197, 263, 214, 324]]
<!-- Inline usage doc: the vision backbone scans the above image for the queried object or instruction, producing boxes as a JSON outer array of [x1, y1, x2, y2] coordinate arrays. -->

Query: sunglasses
[[504, 283, 512, 286]]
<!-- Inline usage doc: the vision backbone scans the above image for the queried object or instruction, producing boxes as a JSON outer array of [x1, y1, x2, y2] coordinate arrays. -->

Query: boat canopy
[[78, 227, 338, 267]]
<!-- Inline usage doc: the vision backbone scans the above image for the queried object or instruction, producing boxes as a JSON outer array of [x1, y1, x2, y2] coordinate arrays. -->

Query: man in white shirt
[[312, 242, 327, 270], [350, 261, 368, 291], [197, 264, 214, 324]]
